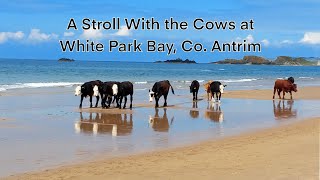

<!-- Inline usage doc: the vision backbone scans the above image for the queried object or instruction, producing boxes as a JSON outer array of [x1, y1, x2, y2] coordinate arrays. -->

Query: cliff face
[[274, 56, 314, 65]]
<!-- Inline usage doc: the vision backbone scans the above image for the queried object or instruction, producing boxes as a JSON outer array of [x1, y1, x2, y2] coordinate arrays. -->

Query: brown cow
[[203, 80, 213, 101], [272, 79, 297, 99]]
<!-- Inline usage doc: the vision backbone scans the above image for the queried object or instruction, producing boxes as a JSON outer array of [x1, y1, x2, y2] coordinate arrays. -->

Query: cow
[[203, 80, 213, 101], [190, 80, 200, 101], [149, 80, 175, 108], [272, 79, 297, 99], [99, 81, 120, 108], [117, 81, 134, 109], [209, 81, 227, 103], [288, 77, 295, 84], [75, 80, 103, 108], [148, 108, 174, 132]]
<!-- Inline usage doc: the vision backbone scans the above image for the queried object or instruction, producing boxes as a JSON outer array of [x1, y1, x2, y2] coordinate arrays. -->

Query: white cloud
[[113, 26, 131, 37], [280, 40, 293, 44], [28, 29, 58, 42], [261, 39, 270, 46], [300, 32, 320, 45], [0, 31, 24, 44], [234, 34, 254, 44], [64, 31, 75, 37], [80, 28, 104, 40]]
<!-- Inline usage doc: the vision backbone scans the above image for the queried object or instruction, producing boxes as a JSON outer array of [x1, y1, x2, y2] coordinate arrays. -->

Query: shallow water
[[0, 88, 319, 177]]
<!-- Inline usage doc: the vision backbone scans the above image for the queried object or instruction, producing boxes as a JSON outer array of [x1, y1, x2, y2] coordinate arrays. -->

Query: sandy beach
[[5, 117, 319, 180], [2, 87, 319, 180], [223, 86, 320, 100]]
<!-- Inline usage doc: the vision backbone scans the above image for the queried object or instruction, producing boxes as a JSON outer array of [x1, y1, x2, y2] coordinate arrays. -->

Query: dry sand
[[4, 117, 319, 180], [223, 86, 320, 100]]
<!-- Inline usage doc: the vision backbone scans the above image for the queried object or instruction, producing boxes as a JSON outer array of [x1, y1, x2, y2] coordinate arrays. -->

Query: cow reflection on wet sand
[[149, 108, 174, 132], [273, 100, 297, 120], [189, 101, 199, 119], [204, 103, 224, 123], [75, 112, 133, 136]]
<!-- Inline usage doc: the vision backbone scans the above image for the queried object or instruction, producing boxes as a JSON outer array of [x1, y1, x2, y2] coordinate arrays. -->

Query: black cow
[[288, 77, 295, 84], [209, 81, 227, 103], [117, 81, 134, 109], [75, 80, 103, 108], [189, 80, 200, 101], [149, 80, 175, 108], [99, 81, 120, 108]]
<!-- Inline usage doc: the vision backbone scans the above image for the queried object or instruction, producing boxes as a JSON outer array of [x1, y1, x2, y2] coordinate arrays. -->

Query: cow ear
[[224, 85, 227, 87], [149, 89, 150, 92]]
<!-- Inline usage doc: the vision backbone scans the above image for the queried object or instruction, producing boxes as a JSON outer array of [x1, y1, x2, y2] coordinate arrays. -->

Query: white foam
[[134, 81, 148, 84], [220, 78, 258, 83], [299, 77, 314, 79], [0, 82, 82, 91], [201, 70, 212, 72]]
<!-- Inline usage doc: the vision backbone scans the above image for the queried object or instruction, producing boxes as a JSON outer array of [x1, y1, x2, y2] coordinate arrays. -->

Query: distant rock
[[58, 58, 75, 62], [155, 58, 197, 64]]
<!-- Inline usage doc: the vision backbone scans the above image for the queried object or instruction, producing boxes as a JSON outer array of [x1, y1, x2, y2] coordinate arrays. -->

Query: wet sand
[[5, 117, 319, 180], [1, 86, 320, 179], [223, 86, 320, 100]]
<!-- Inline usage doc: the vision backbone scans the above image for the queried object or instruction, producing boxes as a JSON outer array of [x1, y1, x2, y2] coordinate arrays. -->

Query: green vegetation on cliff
[[214, 56, 317, 66]]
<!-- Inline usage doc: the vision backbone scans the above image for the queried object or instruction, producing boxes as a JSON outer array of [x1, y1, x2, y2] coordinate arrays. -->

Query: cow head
[[112, 84, 118, 95], [75, 86, 82, 96], [219, 84, 227, 94], [93, 85, 99, 96], [149, 89, 155, 102], [292, 84, 298, 92]]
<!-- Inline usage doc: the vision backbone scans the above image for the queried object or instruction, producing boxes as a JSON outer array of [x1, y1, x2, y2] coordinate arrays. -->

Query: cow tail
[[169, 82, 175, 95]]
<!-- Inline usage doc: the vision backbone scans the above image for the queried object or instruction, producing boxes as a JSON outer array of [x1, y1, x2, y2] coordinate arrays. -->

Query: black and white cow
[[189, 80, 200, 101], [209, 81, 227, 103], [75, 80, 103, 108], [117, 81, 134, 109], [149, 80, 175, 108], [99, 81, 120, 108]]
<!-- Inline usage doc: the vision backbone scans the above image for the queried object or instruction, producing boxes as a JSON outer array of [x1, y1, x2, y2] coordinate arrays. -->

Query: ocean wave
[[220, 78, 259, 83], [200, 70, 212, 72], [219, 69, 225, 71], [298, 77, 314, 79], [134, 81, 148, 84], [0, 82, 82, 91]]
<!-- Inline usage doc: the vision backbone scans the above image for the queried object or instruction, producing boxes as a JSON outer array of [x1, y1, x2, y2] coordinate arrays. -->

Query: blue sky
[[0, 0, 320, 62]]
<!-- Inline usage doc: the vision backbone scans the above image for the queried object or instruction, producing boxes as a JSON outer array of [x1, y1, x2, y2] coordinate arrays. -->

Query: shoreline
[[4, 117, 319, 180]]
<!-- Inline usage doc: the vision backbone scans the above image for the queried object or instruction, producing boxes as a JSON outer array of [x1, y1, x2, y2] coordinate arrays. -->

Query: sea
[[0, 59, 320, 92]]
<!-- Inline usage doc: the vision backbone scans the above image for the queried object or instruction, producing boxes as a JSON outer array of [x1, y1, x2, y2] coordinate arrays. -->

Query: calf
[[149, 80, 175, 108], [99, 81, 120, 108], [75, 80, 102, 108], [190, 80, 200, 101], [209, 81, 227, 103], [273, 79, 297, 99], [117, 81, 134, 109]]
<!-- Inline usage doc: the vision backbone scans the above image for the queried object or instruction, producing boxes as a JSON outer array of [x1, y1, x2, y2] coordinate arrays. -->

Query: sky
[[0, 0, 320, 62]]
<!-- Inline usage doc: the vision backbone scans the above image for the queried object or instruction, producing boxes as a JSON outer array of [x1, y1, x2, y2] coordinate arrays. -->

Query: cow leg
[[218, 92, 222, 102], [123, 96, 127, 109], [89, 96, 93, 108], [207, 92, 209, 101], [164, 94, 168, 107], [196, 90, 198, 100], [282, 88, 285, 99], [192, 91, 195, 101], [273, 87, 276, 99], [107, 96, 112, 108], [79, 95, 84, 108], [95, 96, 99, 108], [119, 96, 123, 109], [277, 89, 281, 99], [289, 91, 292, 99], [129, 94, 133, 109], [155, 96, 159, 108]]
